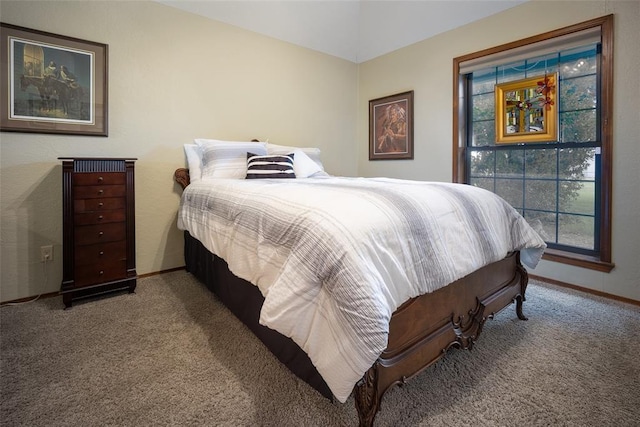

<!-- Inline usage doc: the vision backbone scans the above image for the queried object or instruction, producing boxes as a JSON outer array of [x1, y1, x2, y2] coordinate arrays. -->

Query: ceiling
[[158, 1, 527, 63]]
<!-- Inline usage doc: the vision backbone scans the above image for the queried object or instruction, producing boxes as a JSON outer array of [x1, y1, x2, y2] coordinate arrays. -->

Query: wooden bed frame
[[174, 168, 529, 426]]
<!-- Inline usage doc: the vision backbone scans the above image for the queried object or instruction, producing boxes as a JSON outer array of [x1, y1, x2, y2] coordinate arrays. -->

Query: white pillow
[[199, 140, 268, 179], [266, 143, 325, 171], [291, 149, 323, 178], [194, 138, 257, 148], [183, 144, 202, 182]]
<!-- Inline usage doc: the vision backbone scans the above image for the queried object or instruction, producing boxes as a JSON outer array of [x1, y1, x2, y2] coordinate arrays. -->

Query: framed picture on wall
[[369, 90, 414, 160], [0, 23, 108, 136]]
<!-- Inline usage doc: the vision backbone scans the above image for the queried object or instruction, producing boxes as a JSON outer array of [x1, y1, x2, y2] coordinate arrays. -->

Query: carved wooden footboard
[[174, 167, 529, 427], [354, 251, 527, 426]]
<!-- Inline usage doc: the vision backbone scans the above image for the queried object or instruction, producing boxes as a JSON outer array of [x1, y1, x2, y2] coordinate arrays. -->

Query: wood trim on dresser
[[125, 160, 136, 281], [61, 160, 74, 291]]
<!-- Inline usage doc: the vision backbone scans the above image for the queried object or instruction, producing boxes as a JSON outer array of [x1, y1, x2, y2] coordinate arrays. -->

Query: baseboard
[[4, 268, 636, 307], [0, 267, 187, 306], [529, 274, 639, 307], [138, 266, 186, 278], [0, 291, 59, 306]]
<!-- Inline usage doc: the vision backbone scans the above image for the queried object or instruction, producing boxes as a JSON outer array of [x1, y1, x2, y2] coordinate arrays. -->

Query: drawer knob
[[99, 270, 104, 276], [98, 202, 104, 207], [99, 231, 104, 237], [99, 251, 104, 256], [98, 215, 103, 220], [98, 176, 104, 182], [98, 189, 104, 195]]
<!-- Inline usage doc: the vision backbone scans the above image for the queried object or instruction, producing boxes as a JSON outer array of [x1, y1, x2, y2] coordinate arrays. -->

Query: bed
[[174, 139, 546, 426]]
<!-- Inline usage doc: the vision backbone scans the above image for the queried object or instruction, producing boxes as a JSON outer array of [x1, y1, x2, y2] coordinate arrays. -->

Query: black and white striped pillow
[[246, 152, 296, 179]]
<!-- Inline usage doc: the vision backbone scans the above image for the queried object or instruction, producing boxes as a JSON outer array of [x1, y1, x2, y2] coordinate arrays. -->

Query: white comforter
[[177, 177, 546, 402]]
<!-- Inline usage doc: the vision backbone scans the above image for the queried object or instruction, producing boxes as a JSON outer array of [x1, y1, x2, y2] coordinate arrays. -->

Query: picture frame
[[494, 73, 557, 144], [369, 90, 413, 160], [0, 23, 108, 136]]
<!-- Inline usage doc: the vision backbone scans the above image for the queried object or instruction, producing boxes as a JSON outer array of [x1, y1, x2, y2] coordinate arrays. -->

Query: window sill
[[541, 248, 615, 273]]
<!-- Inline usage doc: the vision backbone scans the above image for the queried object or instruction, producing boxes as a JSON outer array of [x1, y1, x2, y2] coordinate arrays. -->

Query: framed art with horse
[[0, 23, 108, 136]]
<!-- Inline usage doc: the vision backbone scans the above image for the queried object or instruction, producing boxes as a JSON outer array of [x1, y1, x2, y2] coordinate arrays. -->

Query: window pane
[[525, 148, 557, 179], [559, 147, 595, 180], [560, 181, 595, 215], [525, 179, 557, 211], [524, 210, 555, 243], [524, 53, 558, 77], [495, 149, 523, 178], [559, 46, 598, 78], [470, 178, 494, 192], [496, 178, 523, 208], [472, 121, 495, 147], [470, 150, 495, 176], [560, 75, 596, 111], [559, 213, 594, 250], [472, 92, 494, 120], [560, 109, 597, 142], [472, 68, 496, 95], [496, 61, 526, 83]]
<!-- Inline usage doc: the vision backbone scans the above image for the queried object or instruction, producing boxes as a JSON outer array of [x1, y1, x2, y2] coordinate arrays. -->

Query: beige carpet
[[1, 271, 639, 426]]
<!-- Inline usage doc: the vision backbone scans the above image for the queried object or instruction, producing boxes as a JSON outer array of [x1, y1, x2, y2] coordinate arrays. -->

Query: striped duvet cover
[[177, 177, 546, 402]]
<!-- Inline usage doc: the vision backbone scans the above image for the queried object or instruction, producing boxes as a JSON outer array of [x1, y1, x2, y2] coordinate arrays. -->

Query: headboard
[[174, 168, 190, 190]]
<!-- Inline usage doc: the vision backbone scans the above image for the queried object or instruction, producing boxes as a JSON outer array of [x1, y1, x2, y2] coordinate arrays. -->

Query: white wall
[[2, 0, 638, 303], [0, 1, 358, 302], [358, 0, 640, 301]]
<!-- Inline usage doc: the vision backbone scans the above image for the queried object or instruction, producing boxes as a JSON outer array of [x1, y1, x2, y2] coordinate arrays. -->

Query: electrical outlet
[[40, 245, 53, 262]]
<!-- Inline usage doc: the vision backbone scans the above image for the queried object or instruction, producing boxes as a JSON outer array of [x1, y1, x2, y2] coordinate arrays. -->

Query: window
[[23, 43, 44, 77], [453, 16, 614, 272]]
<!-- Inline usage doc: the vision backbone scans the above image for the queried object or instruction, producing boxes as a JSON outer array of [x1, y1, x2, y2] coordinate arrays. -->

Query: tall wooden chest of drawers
[[60, 158, 137, 308]]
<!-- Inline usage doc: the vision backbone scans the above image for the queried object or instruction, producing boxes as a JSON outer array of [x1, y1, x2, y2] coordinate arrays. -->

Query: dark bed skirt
[[183, 231, 333, 400]]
